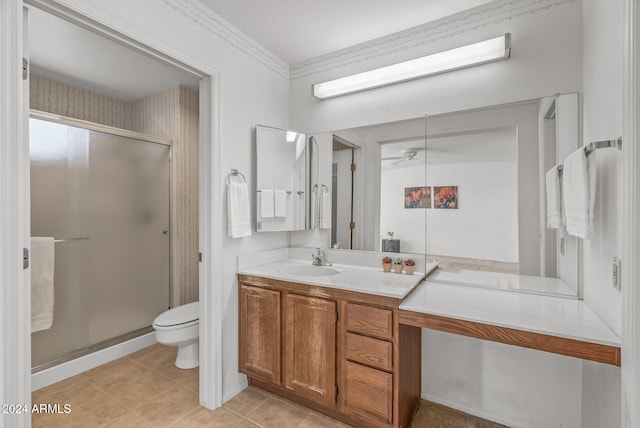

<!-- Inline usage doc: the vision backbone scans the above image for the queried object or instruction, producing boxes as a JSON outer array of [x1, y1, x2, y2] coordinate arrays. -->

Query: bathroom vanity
[[237, 255, 432, 428], [237, 249, 621, 428]]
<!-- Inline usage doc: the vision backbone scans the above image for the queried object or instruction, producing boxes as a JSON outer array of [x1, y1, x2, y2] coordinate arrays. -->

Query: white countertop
[[238, 259, 437, 299], [400, 281, 621, 347]]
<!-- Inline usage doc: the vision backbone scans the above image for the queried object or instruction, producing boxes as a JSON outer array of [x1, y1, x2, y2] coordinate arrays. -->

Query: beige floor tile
[[129, 344, 177, 370], [154, 362, 199, 382], [174, 406, 244, 427], [85, 357, 149, 387], [246, 397, 310, 428], [174, 371, 199, 393], [42, 395, 127, 428], [134, 384, 199, 427], [223, 387, 270, 417], [36, 380, 107, 410], [104, 412, 153, 427], [234, 420, 262, 428], [300, 413, 352, 428], [101, 370, 178, 410]]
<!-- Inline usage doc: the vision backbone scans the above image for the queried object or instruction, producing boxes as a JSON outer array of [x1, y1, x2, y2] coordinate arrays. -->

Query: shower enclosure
[[30, 114, 171, 370]]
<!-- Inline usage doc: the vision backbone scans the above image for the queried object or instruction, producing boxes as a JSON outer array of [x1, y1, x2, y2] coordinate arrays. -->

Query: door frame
[[622, 0, 639, 425], [0, 2, 30, 428], [0, 2, 224, 426]]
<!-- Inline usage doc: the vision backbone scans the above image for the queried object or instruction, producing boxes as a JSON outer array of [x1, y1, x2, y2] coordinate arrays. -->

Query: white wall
[[288, 1, 614, 426], [426, 161, 518, 262], [582, 0, 623, 336], [380, 164, 426, 254], [290, 0, 583, 133], [580, 0, 624, 426], [49, 0, 291, 403], [423, 330, 583, 428]]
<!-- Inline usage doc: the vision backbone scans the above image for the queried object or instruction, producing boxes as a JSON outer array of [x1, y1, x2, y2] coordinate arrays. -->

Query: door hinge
[[335, 384, 339, 397], [349, 222, 355, 230], [23, 248, 29, 269], [22, 58, 28, 80], [350, 163, 356, 172], [199, 252, 203, 262], [335, 312, 339, 323]]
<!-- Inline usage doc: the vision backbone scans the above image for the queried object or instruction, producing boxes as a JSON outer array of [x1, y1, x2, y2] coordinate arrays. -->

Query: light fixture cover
[[312, 33, 511, 100]]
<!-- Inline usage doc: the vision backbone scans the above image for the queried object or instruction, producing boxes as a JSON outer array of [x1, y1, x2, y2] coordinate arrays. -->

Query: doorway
[[3, 0, 224, 414]]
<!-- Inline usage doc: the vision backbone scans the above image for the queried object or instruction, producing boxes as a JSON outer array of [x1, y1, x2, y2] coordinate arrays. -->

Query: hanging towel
[[227, 182, 252, 238], [260, 189, 275, 218], [562, 148, 596, 239], [545, 164, 564, 229], [320, 190, 331, 229], [274, 190, 288, 218], [31, 237, 55, 332]]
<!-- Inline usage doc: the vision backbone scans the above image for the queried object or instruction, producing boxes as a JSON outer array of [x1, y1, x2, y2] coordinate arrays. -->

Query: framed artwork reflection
[[404, 186, 430, 209], [434, 186, 458, 209]]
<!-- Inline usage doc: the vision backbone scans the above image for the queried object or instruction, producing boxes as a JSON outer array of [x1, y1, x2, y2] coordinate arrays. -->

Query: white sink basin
[[278, 265, 340, 277]]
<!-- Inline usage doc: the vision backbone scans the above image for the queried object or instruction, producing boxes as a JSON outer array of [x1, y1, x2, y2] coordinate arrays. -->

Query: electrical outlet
[[612, 257, 621, 291]]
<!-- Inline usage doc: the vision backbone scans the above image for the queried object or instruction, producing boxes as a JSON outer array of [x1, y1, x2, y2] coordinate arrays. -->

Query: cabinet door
[[239, 285, 281, 384], [343, 361, 393, 426], [284, 294, 336, 407]]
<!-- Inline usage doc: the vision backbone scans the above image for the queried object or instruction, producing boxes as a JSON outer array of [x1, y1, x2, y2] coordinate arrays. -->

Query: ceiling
[[381, 128, 517, 168], [29, 7, 200, 102], [198, 0, 496, 64], [28, 0, 495, 101]]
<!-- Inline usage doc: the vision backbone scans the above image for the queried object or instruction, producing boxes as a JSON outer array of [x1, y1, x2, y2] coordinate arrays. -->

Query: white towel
[[260, 189, 274, 218], [31, 237, 55, 332], [227, 182, 252, 238], [562, 148, 596, 239], [320, 191, 331, 229], [545, 164, 564, 228], [274, 190, 287, 218]]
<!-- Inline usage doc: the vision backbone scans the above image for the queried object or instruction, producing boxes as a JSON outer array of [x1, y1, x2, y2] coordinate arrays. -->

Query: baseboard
[[223, 377, 249, 404], [32, 332, 156, 391], [421, 393, 531, 428]]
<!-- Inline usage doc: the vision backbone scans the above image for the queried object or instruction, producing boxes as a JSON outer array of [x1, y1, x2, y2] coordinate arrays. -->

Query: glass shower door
[[30, 117, 170, 368]]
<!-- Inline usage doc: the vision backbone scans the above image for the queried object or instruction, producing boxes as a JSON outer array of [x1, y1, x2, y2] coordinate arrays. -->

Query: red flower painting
[[434, 186, 458, 209]]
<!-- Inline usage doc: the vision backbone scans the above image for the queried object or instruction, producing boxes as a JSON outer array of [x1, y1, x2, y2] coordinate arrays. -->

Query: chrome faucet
[[311, 248, 332, 266]]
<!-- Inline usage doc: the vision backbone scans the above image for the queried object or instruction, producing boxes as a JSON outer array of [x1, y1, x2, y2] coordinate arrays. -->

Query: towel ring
[[226, 169, 246, 185]]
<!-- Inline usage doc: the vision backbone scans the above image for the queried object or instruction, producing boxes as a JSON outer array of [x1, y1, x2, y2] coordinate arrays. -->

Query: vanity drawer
[[346, 333, 393, 371], [345, 303, 393, 340]]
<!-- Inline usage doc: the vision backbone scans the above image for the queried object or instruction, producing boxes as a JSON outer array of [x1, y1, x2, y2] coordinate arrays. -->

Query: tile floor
[[32, 343, 505, 427]]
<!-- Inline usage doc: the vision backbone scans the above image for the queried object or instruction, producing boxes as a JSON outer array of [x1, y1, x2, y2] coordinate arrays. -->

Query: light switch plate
[[612, 257, 621, 291]]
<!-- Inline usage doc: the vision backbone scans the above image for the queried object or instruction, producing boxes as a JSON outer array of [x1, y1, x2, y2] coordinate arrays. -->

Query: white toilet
[[152, 301, 199, 369]]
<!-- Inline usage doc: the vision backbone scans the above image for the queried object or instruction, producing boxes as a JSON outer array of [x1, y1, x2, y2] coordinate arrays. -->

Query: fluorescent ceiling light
[[312, 34, 511, 100]]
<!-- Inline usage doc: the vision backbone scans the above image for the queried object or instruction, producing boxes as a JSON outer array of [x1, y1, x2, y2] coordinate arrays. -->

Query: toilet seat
[[153, 301, 198, 328]]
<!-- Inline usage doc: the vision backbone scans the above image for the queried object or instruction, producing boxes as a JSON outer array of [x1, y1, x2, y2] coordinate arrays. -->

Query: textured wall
[[127, 86, 200, 305], [30, 75, 199, 307], [30, 75, 128, 128]]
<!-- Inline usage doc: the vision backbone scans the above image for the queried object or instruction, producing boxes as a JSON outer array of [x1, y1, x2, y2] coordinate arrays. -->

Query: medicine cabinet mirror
[[255, 125, 309, 232]]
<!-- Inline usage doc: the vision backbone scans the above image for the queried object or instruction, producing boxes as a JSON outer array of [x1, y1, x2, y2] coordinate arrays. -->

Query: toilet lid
[[154, 302, 199, 327]]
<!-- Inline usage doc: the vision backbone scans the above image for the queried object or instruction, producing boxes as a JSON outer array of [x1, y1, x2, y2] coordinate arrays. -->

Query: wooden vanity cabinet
[[238, 275, 421, 428]]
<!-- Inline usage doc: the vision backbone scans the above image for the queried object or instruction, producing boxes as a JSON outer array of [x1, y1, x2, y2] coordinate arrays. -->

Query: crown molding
[[291, 0, 578, 80], [162, 0, 289, 79]]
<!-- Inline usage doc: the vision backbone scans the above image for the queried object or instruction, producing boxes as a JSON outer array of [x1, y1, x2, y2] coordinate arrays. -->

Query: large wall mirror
[[425, 93, 580, 297], [258, 94, 580, 298]]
